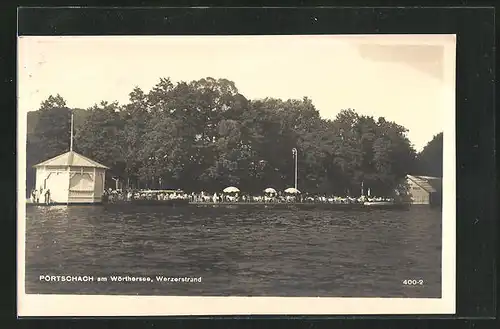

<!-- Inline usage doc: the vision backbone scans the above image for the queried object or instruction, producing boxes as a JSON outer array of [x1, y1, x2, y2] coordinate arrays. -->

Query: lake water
[[24, 205, 442, 297]]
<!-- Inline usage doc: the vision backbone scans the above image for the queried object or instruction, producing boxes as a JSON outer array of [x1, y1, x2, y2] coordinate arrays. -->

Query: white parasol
[[223, 186, 240, 193], [264, 187, 277, 194], [284, 187, 301, 194]]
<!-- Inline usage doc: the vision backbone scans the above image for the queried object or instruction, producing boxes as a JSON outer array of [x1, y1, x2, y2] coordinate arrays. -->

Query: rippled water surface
[[25, 205, 441, 297]]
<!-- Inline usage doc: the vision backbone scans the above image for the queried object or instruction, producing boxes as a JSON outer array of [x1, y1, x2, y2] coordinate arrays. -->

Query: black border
[[5, 5, 496, 328]]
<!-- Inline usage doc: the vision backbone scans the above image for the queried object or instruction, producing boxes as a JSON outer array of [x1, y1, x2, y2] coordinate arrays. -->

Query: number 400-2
[[403, 279, 424, 285]]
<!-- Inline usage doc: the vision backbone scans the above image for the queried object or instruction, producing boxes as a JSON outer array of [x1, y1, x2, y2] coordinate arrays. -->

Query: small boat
[[363, 201, 410, 210], [128, 198, 190, 206], [103, 198, 190, 207], [363, 201, 394, 206]]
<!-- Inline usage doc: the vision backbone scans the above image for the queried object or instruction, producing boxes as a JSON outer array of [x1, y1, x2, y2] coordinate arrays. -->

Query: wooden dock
[[25, 199, 410, 210]]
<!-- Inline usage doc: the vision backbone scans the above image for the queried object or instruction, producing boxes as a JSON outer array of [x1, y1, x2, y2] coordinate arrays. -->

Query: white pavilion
[[33, 151, 108, 204], [32, 113, 108, 204]]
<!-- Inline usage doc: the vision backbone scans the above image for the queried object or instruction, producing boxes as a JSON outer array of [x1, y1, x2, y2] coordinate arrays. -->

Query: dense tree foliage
[[26, 99, 71, 192], [416, 132, 443, 177], [26, 77, 441, 196]]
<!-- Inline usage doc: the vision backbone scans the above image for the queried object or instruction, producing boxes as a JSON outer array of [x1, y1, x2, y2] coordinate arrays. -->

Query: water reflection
[[25, 205, 441, 297]]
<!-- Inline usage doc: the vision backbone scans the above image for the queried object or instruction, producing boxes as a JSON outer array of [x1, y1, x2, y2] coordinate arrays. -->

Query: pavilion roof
[[33, 151, 108, 169]]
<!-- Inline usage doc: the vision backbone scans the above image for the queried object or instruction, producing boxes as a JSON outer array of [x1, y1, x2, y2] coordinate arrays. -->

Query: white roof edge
[[33, 151, 109, 169]]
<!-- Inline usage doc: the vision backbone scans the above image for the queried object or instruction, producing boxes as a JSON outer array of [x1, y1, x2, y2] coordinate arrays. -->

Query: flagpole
[[70, 112, 74, 151], [292, 148, 297, 190]]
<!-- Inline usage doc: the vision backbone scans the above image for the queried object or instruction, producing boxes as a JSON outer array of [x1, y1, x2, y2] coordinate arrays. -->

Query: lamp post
[[111, 176, 119, 190], [149, 156, 155, 189], [292, 148, 298, 190]]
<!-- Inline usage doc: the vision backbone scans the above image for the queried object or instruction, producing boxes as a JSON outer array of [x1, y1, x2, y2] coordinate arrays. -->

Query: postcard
[[17, 34, 456, 316]]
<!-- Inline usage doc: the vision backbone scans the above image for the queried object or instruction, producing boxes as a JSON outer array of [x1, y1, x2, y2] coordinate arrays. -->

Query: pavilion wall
[[32, 151, 108, 205], [34, 166, 106, 204], [35, 166, 70, 203], [93, 168, 106, 202], [68, 167, 102, 203]]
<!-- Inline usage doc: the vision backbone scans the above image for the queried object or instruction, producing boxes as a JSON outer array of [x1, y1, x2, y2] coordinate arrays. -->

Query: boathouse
[[406, 175, 442, 206], [33, 151, 108, 204]]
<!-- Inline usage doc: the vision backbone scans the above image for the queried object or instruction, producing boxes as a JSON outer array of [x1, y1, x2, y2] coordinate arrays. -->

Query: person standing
[[45, 189, 51, 205]]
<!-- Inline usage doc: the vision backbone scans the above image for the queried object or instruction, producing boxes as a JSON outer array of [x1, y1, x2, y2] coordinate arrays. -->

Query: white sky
[[17, 35, 455, 151]]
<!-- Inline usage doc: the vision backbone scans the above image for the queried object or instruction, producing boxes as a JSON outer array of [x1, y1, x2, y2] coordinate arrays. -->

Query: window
[[70, 173, 93, 191]]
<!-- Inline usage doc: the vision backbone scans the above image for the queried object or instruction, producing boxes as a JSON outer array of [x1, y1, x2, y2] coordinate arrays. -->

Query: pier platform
[[26, 198, 410, 210]]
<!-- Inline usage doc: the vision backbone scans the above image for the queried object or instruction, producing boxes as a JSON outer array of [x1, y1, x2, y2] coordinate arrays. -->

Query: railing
[[68, 190, 94, 198]]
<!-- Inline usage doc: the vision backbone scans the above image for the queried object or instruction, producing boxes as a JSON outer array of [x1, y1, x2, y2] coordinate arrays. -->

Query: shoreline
[[25, 200, 415, 210]]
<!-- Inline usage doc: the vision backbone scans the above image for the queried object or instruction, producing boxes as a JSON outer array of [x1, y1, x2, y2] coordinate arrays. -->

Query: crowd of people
[[102, 188, 394, 204], [103, 189, 189, 203]]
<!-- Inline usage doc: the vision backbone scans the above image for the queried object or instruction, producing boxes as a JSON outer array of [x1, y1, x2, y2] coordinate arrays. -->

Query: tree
[[26, 95, 71, 193], [328, 109, 364, 194], [74, 101, 126, 186], [138, 114, 185, 189], [119, 87, 151, 187], [372, 117, 418, 194], [417, 132, 443, 177], [39, 94, 67, 111], [26, 78, 421, 196]]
